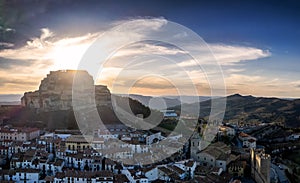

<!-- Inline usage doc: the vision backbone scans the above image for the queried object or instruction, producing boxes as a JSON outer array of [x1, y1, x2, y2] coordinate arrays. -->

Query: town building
[[65, 135, 92, 152], [0, 127, 40, 142], [192, 142, 237, 171], [160, 110, 178, 119], [238, 132, 257, 148], [218, 126, 236, 137], [228, 161, 246, 177]]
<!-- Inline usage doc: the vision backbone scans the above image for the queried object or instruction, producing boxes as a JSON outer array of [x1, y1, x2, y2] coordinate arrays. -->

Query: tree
[[187, 168, 191, 180], [77, 161, 81, 170], [102, 157, 106, 170], [41, 165, 46, 179], [97, 164, 100, 171], [3, 154, 10, 169], [71, 159, 74, 168], [84, 160, 89, 171]]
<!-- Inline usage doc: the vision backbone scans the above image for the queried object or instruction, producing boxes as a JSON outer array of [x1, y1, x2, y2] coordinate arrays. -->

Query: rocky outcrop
[[21, 70, 111, 111]]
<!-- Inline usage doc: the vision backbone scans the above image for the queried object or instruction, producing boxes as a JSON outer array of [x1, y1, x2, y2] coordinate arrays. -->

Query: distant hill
[[0, 94, 22, 102], [171, 94, 300, 128], [0, 101, 21, 105], [119, 94, 211, 110], [2, 93, 300, 129]]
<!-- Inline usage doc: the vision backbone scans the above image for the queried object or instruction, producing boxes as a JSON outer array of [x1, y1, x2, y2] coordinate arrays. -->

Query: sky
[[0, 0, 300, 100]]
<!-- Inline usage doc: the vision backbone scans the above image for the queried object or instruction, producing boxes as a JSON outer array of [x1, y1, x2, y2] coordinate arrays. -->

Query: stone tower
[[251, 148, 271, 183], [190, 131, 201, 160]]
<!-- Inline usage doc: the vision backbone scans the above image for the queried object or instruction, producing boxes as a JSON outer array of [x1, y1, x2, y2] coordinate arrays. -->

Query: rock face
[[21, 70, 111, 111]]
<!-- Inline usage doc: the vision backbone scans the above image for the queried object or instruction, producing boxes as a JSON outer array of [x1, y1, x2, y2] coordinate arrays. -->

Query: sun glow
[[48, 43, 91, 70]]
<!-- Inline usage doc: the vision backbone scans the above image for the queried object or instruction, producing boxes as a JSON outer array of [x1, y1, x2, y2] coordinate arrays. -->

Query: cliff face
[[21, 70, 111, 111]]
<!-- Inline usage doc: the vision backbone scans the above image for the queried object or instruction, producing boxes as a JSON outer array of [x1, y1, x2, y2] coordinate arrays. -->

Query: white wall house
[[2, 168, 40, 183], [174, 160, 197, 178], [143, 167, 158, 182], [239, 132, 257, 148], [0, 127, 40, 142]]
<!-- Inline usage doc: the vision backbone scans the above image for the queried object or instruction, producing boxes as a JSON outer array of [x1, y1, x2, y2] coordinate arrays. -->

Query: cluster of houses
[[0, 129, 199, 183], [0, 123, 274, 183]]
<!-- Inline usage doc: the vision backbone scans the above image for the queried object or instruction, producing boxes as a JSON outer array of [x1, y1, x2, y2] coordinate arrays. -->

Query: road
[[270, 167, 278, 183], [234, 136, 243, 148], [271, 163, 289, 183]]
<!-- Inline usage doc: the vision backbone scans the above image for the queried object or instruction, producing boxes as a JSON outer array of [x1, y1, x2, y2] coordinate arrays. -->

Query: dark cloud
[[0, 0, 120, 50], [0, 57, 33, 69], [0, 0, 53, 49]]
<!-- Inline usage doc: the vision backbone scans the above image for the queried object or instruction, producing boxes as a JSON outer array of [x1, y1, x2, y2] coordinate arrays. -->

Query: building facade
[[0, 127, 40, 142]]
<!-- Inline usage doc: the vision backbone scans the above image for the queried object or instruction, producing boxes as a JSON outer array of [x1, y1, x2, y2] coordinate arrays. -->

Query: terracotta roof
[[158, 167, 174, 176], [15, 168, 40, 173], [44, 176, 54, 181], [54, 159, 64, 166], [0, 127, 39, 133], [185, 160, 195, 167], [55, 172, 65, 179], [168, 165, 185, 174], [64, 170, 114, 178], [114, 174, 130, 183], [141, 166, 156, 173], [248, 138, 256, 143], [239, 132, 250, 138]]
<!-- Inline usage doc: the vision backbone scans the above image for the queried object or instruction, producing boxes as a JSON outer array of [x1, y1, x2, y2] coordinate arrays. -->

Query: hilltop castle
[[21, 70, 111, 111]]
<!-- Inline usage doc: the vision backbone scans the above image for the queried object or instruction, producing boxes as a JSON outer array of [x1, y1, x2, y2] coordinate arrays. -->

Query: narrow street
[[271, 163, 289, 183]]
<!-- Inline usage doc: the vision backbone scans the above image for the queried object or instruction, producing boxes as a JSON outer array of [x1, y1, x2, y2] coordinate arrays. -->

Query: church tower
[[190, 123, 202, 160]]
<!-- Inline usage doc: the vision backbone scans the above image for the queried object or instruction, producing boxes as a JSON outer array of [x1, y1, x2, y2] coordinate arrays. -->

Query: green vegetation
[[158, 122, 177, 131], [282, 149, 300, 165]]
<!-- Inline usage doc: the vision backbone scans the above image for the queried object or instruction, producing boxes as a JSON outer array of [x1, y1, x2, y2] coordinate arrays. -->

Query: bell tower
[[190, 123, 202, 160]]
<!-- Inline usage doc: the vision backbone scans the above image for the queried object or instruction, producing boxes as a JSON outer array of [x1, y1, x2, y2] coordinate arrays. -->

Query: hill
[[1, 95, 151, 130], [121, 94, 211, 110], [1, 70, 152, 130], [171, 94, 300, 128]]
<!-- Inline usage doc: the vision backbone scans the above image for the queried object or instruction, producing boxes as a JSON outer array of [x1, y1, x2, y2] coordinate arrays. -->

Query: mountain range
[[170, 94, 300, 128], [118, 94, 212, 110], [1, 93, 300, 129]]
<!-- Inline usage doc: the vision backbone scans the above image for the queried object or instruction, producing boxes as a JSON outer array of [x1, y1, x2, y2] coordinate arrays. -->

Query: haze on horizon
[[0, 0, 300, 99]]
